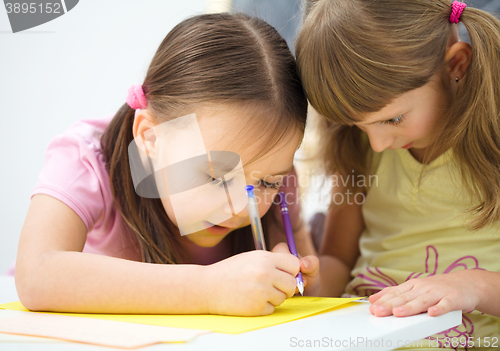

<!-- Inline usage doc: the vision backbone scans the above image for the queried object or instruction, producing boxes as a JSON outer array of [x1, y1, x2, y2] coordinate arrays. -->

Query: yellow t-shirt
[[345, 147, 500, 349]]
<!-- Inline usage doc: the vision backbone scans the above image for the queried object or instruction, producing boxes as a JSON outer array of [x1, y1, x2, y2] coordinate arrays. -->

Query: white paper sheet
[[0, 309, 209, 349]]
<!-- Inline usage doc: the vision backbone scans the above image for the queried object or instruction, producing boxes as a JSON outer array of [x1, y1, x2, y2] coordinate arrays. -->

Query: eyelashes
[[383, 114, 405, 125], [208, 176, 282, 190], [261, 179, 282, 190], [209, 176, 232, 188]]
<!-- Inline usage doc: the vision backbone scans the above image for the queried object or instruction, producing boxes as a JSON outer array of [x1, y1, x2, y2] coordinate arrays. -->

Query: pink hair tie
[[126, 85, 148, 110], [450, 1, 467, 24]]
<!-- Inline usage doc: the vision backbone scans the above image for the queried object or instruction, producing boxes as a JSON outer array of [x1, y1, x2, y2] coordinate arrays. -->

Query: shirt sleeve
[[31, 131, 108, 231]]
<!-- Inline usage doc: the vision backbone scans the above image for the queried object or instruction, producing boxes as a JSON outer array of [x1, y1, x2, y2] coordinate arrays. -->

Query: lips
[[402, 142, 414, 149], [204, 221, 236, 235]]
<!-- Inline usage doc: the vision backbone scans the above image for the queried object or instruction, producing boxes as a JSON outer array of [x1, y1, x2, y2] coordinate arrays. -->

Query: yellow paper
[[0, 297, 359, 334]]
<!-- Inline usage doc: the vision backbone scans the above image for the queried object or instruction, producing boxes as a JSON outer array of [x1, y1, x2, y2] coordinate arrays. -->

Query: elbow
[[15, 267, 47, 311], [15, 253, 55, 311], [15, 275, 41, 311]]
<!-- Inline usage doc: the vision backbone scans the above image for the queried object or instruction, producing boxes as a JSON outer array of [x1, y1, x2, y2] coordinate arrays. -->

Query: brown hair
[[101, 13, 308, 264], [296, 0, 500, 229]]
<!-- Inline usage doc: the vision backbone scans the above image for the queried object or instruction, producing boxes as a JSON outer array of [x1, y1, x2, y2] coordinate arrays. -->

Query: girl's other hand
[[368, 270, 484, 317], [271, 243, 320, 296], [204, 250, 300, 316]]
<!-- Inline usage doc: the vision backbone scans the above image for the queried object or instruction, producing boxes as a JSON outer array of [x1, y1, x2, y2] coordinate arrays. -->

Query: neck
[[409, 146, 446, 164]]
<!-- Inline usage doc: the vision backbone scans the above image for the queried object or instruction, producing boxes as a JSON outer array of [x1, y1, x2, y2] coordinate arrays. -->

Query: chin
[[185, 233, 227, 247]]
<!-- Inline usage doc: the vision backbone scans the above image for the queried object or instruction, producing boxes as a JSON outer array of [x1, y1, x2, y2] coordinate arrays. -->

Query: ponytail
[[101, 104, 182, 264], [440, 6, 500, 229]]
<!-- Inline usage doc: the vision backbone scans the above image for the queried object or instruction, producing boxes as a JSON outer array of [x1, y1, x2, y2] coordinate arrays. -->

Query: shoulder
[[52, 115, 114, 154], [32, 114, 116, 230], [44, 114, 115, 169]]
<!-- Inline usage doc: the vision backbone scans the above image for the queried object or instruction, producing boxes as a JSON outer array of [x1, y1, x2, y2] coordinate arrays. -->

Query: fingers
[[271, 252, 300, 277], [369, 283, 455, 317], [368, 289, 389, 304], [367, 272, 480, 318], [256, 302, 275, 316], [369, 282, 419, 317], [428, 296, 455, 317], [292, 276, 308, 293], [267, 288, 288, 307], [373, 282, 415, 305], [272, 269, 299, 299], [270, 244, 319, 280], [264, 302, 276, 315], [393, 293, 456, 317], [300, 255, 319, 277], [390, 294, 440, 317], [271, 242, 290, 254]]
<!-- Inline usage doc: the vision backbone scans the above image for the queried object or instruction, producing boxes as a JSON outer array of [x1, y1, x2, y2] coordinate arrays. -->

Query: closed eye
[[261, 179, 282, 190], [208, 175, 281, 190], [209, 176, 233, 188]]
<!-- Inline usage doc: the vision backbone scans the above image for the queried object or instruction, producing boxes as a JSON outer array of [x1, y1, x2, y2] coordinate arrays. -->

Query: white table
[[0, 276, 461, 351]]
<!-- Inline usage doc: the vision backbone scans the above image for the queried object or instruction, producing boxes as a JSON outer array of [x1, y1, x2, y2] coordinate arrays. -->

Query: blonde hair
[[295, 0, 500, 229]]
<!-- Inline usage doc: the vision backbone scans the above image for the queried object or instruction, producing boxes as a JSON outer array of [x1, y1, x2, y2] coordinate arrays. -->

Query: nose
[[214, 202, 247, 228], [220, 201, 231, 215], [233, 203, 249, 218], [367, 129, 394, 152]]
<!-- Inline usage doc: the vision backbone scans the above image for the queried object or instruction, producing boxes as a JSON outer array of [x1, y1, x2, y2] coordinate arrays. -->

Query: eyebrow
[[204, 159, 293, 179], [204, 154, 240, 174]]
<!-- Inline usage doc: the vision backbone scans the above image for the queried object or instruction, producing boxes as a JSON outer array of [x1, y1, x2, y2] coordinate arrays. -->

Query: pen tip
[[298, 282, 304, 296]]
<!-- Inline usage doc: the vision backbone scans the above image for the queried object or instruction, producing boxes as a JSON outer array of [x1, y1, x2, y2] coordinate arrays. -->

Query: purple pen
[[278, 192, 304, 296]]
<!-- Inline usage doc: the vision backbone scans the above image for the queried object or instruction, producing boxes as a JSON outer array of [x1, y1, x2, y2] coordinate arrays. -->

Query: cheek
[[409, 95, 447, 139], [256, 188, 278, 216], [410, 112, 440, 138], [160, 197, 178, 226]]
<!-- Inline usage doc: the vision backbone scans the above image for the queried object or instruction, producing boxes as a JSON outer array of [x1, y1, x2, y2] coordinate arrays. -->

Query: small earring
[[456, 77, 459, 83]]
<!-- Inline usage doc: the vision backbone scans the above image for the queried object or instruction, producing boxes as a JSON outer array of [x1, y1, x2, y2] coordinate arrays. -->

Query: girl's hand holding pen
[[204, 250, 301, 316], [272, 243, 320, 296]]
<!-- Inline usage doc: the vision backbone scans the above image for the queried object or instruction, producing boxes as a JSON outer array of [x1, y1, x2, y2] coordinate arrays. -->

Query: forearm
[[475, 270, 500, 317], [295, 225, 318, 258], [316, 188, 364, 298], [316, 255, 352, 297], [16, 251, 208, 314]]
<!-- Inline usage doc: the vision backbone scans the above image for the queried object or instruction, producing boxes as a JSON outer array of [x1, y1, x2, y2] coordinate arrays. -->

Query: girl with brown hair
[[296, 0, 500, 346], [13, 13, 319, 317]]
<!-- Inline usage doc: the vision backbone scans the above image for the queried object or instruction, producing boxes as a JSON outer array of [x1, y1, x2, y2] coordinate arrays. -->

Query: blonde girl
[[296, 0, 500, 347]]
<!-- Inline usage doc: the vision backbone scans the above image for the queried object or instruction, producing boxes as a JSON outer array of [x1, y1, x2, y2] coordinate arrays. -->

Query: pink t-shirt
[[7, 115, 302, 275], [7, 115, 141, 275]]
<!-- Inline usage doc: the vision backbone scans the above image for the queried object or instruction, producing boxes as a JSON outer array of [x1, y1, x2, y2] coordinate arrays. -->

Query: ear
[[132, 109, 158, 157], [132, 109, 157, 138], [444, 41, 472, 83]]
